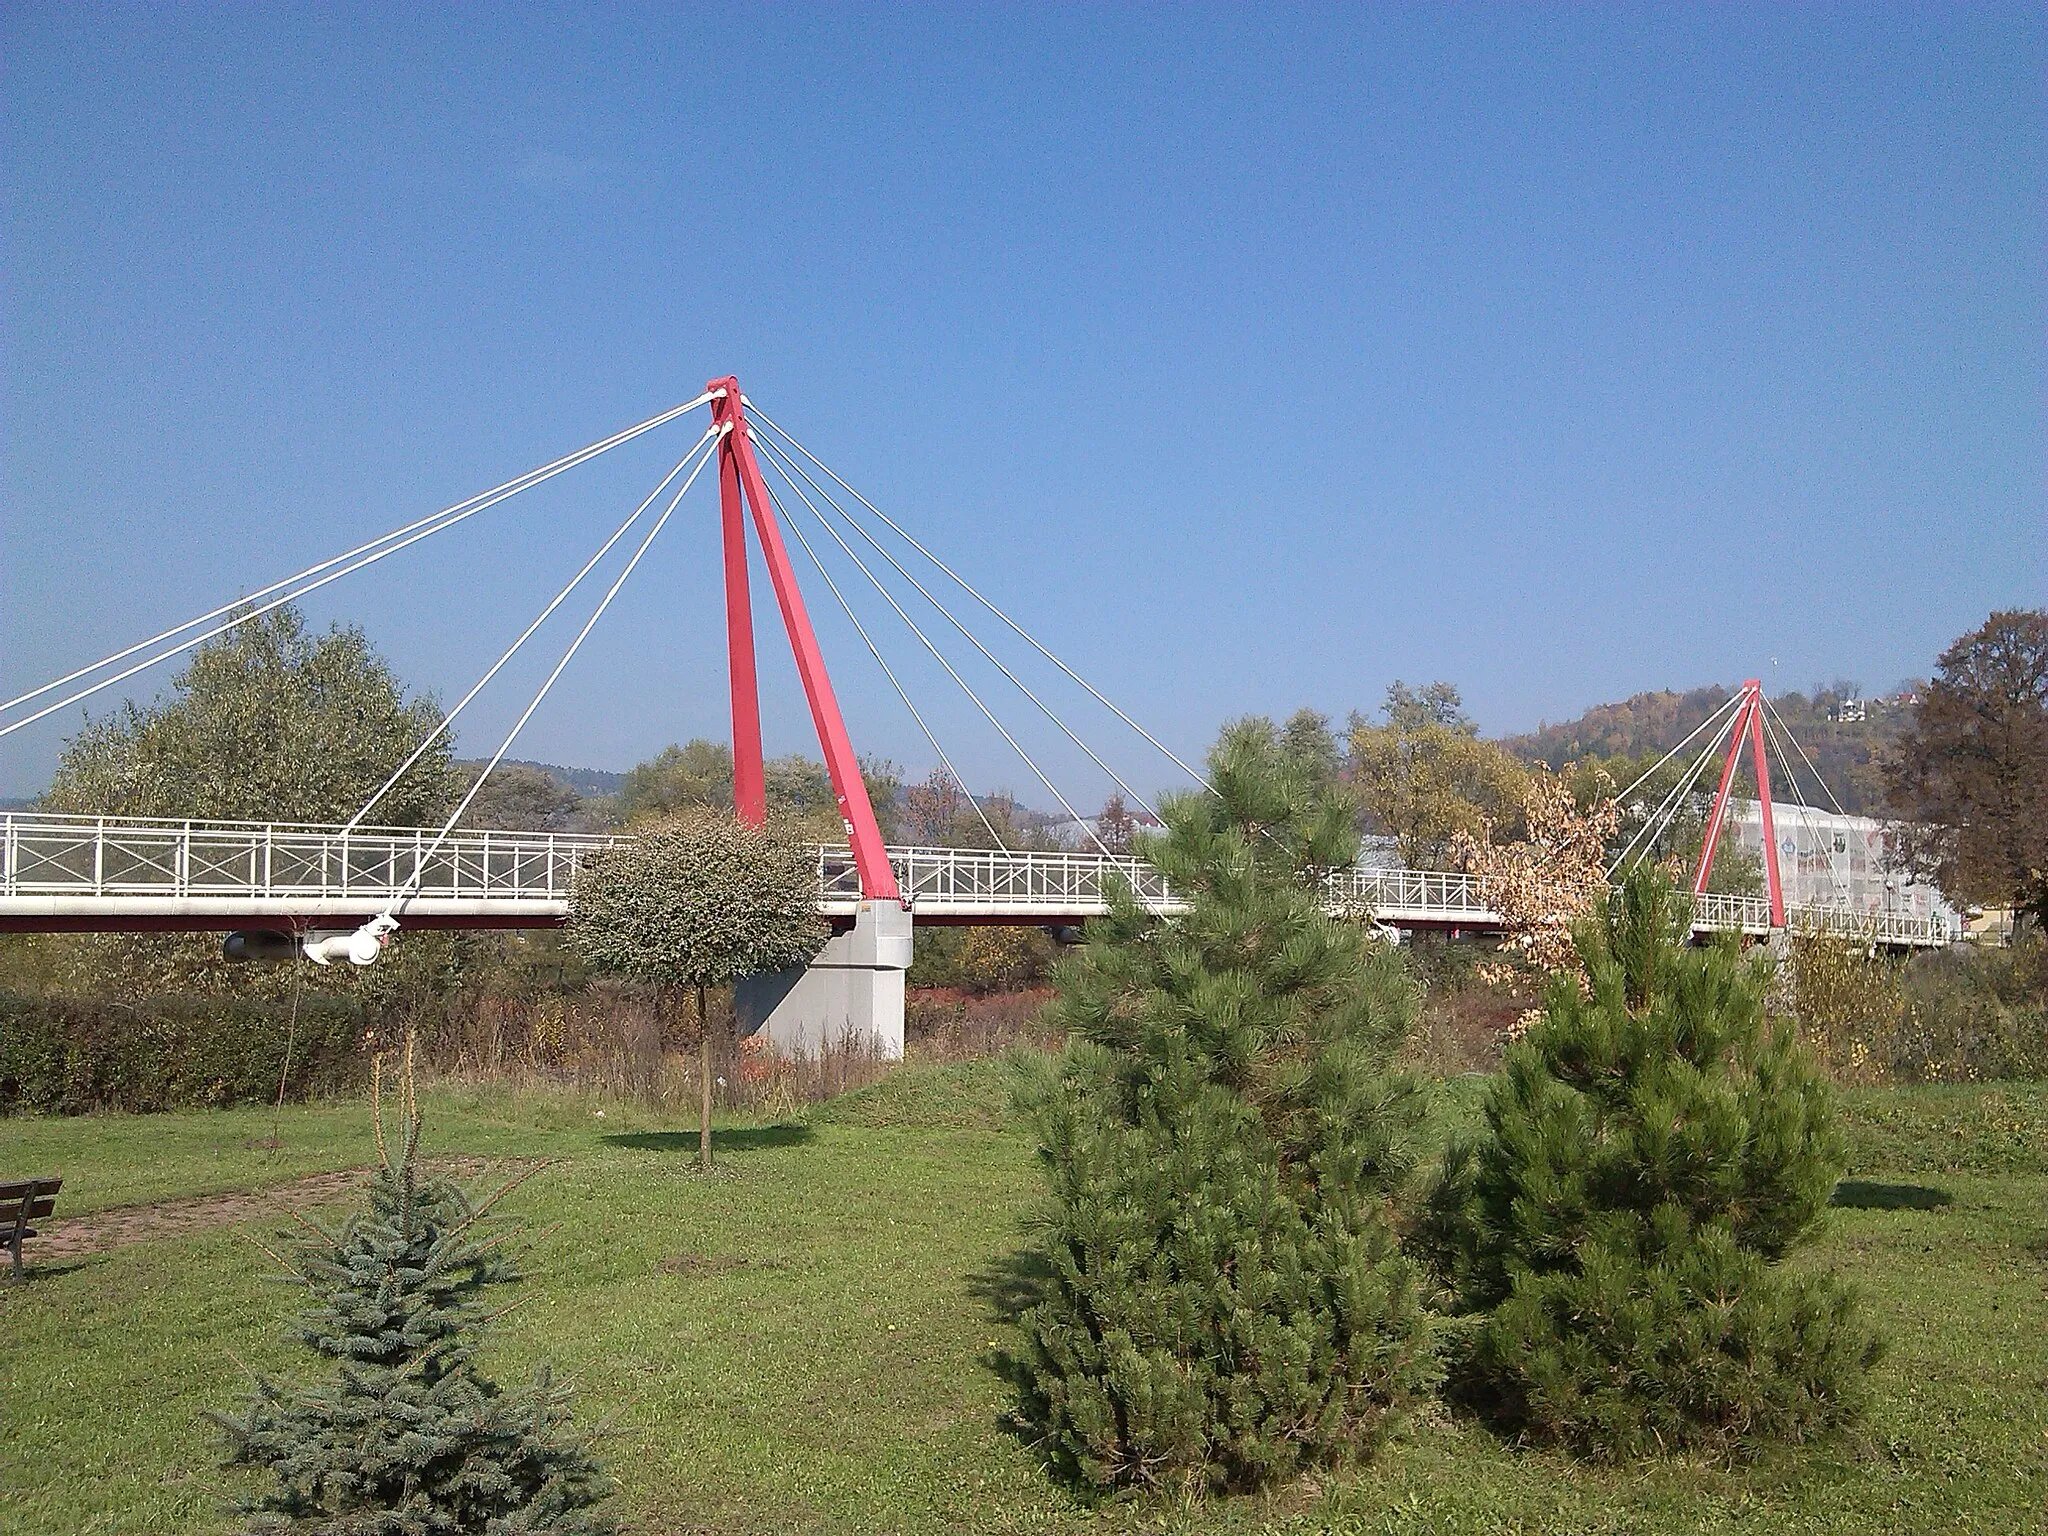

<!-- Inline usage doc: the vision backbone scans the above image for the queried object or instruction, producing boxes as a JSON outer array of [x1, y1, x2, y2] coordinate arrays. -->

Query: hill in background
[[1501, 684, 1918, 816]]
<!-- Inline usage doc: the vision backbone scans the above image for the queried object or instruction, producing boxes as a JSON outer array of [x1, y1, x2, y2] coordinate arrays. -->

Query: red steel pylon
[[709, 377, 901, 904], [1692, 678, 1785, 929]]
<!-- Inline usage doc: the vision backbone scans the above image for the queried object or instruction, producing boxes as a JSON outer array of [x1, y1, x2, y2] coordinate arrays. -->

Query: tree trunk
[[698, 982, 713, 1172]]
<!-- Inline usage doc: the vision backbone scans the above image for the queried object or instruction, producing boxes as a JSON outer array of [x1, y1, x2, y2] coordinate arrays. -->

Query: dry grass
[[420, 981, 897, 1114], [906, 987, 1061, 1059], [412, 982, 1060, 1116]]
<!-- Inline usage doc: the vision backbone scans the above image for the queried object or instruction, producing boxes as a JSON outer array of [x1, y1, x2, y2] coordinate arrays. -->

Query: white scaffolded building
[[1726, 799, 1960, 938]]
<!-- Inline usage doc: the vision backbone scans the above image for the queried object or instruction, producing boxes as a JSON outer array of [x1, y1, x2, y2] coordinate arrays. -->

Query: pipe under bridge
[[0, 812, 1956, 948]]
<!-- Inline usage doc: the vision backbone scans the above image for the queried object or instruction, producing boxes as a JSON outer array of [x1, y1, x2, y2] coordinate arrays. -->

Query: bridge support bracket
[[734, 901, 913, 1061]]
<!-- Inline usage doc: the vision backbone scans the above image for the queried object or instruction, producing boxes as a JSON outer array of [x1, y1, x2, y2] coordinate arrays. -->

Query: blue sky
[[4, 5, 2041, 808]]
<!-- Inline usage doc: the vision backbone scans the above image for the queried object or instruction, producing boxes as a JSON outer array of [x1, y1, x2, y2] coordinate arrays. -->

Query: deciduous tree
[[1279, 706, 1343, 792], [566, 810, 826, 1168], [1348, 681, 1530, 868], [612, 740, 733, 824], [1886, 609, 2048, 932], [44, 605, 454, 825], [1094, 791, 1137, 856], [457, 764, 583, 832], [1454, 764, 1619, 991]]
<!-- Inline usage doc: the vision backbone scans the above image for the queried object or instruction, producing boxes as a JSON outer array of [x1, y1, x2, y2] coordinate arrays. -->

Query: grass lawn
[[2, 1067, 2045, 1535]]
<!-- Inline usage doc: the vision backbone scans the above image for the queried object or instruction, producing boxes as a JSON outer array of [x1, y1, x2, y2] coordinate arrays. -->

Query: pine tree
[[214, 1055, 617, 1533], [1421, 867, 1882, 1459], [1008, 719, 1437, 1493]]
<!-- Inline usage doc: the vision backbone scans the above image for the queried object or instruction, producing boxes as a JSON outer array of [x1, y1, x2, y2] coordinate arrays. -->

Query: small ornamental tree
[[1421, 867, 1881, 1460], [214, 1055, 616, 1533], [1008, 720, 1436, 1494], [567, 810, 827, 1168]]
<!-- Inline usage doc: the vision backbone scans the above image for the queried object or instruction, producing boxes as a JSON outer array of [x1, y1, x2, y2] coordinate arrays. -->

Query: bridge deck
[[0, 812, 1954, 946]]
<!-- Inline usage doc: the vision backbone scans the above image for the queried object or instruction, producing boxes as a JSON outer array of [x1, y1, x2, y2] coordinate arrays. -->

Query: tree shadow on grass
[[967, 1244, 1057, 1326], [598, 1125, 814, 1155], [1831, 1179, 1953, 1211], [966, 1244, 1084, 1485]]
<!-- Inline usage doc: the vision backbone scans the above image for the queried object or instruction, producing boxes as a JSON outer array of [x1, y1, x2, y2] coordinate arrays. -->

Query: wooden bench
[[1, 1178, 62, 1282]]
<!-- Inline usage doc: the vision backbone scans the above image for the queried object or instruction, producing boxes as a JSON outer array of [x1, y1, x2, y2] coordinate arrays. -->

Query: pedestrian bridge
[[0, 811, 1954, 947]]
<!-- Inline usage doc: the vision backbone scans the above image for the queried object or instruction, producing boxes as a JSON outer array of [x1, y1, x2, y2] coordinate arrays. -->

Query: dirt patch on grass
[[35, 1157, 528, 1261]]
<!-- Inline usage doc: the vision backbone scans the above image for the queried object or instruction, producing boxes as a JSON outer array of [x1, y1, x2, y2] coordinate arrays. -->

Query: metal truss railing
[[1326, 866, 1498, 918], [815, 843, 1173, 916], [1687, 889, 1957, 947], [0, 812, 1956, 946], [1, 811, 621, 905]]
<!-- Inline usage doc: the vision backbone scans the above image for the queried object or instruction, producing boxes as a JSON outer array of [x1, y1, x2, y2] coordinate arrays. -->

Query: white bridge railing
[[0, 811, 1954, 946], [0, 812, 616, 917], [1688, 889, 1958, 947]]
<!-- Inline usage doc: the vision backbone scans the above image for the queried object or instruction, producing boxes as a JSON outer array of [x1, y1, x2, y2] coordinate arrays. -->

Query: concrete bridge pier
[[734, 900, 913, 1061]]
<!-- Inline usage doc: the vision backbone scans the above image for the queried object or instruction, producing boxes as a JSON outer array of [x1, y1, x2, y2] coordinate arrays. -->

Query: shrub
[[1422, 868, 1882, 1460], [907, 925, 1057, 993], [1789, 929, 2047, 1084], [0, 990, 368, 1114], [213, 1059, 616, 1533], [1896, 933, 2048, 1082], [1007, 720, 1436, 1493]]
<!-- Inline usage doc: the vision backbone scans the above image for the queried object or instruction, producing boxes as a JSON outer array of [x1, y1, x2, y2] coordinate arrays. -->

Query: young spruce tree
[[1422, 867, 1882, 1459], [1010, 719, 1436, 1493], [214, 1055, 617, 1533]]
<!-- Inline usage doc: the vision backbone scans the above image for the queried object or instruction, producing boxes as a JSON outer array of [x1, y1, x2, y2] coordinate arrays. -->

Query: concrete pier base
[[734, 901, 913, 1060]]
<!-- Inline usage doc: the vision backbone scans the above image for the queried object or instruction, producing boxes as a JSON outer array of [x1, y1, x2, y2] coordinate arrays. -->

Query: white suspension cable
[[762, 474, 1009, 851], [1607, 734, 1718, 879], [749, 427, 1163, 827], [2, 394, 715, 722], [346, 429, 719, 831], [382, 424, 726, 920], [1606, 722, 1730, 878], [752, 439, 1111, 857], [0, 403, 719, 744], [1758, 705, 1837, 898], [742, 401, 1211, 793], [1762, 694, 1849, 817], [1605, 691, 1747, 810]]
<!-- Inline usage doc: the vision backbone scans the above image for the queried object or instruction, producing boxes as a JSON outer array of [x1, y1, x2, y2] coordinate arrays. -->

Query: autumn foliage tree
[[1349, 682, 1531, 869], [1093, 792, 1137, 856], [1455, 765, 1620, 993], [1887, 608, 2048, 934]]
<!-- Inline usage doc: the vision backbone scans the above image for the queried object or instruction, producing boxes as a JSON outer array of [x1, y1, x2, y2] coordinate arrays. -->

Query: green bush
[[1423, 869, 1881, 1460], [1007, 721, 1436, 1493], [907, 924, 1057, 993], [1790, 930, 2047, 1084], [0, 990, 369, 1114]]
